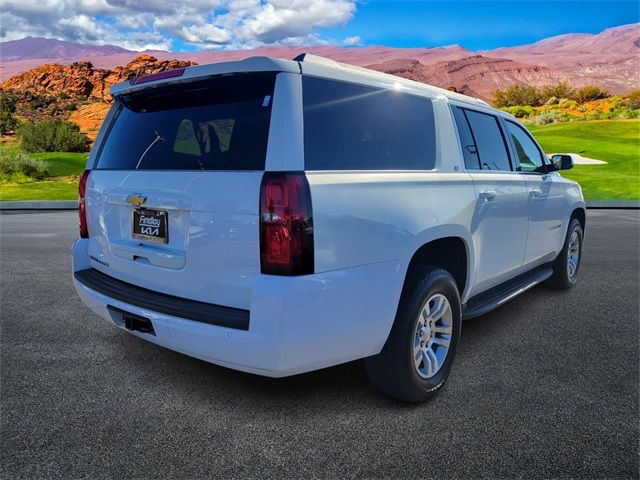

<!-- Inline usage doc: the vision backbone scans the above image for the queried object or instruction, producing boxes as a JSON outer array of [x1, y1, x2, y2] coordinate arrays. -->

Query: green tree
[[572, 85, 610, 103], [492, 84, 542, 108], [540, 82, 574, 102]]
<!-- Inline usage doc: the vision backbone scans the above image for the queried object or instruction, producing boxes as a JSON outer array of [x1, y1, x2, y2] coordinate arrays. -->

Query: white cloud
[[0, 0, 359, 51], [342, 35, 361, 46]]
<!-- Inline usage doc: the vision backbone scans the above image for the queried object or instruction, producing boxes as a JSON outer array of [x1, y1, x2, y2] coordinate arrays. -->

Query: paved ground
[[1, 210, 638, 479]]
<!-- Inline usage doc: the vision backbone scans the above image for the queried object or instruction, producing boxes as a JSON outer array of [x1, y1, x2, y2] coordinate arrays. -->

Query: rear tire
[[545, 218, 583, 290], [364, 266, 462, 402]]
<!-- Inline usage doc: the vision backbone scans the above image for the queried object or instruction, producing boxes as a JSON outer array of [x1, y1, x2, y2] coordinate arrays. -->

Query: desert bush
[[501, 105, 534, 118], [18, 119, 88, 153], [558, 99, 577, 108], [0, 92, 18, 135], [0, 143, 48, 180], [532, 111, 560, 125], [572, 85, 610, 103], [625, 90, 640, 109], [492, 85, 542, 107], [540, 82, 574, 103]]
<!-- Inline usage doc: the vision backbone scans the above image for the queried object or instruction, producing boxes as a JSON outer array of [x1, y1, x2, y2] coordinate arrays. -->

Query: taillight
[[260, 172, 314, 275], [78, 170, 90, 238]]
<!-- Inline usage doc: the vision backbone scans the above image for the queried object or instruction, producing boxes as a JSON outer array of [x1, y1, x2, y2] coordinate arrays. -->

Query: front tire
[[364, 266, 462, 402], [545, 218, 583, 290]]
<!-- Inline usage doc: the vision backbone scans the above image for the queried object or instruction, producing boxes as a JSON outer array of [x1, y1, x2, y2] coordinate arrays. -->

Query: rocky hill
[[1, 55, 196, 101], [0, 55, 196, 140], [366, 55, 573, 100]]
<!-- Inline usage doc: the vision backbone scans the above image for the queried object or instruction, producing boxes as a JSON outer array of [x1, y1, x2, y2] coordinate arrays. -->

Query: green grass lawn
[[0, 177, 79, 201], [2, 121, 638, 201], [528, 120, 640, 200], [0, 152, 86, 201], [29, 152, 88, 177]]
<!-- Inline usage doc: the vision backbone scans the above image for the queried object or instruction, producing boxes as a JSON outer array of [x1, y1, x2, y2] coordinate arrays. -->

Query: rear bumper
[[72, 238, 407, 377], [74, 268, 250, 330]]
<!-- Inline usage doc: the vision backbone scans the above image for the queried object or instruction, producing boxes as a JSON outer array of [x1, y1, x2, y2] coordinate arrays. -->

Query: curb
[[0, 200, 77, 210], [1, 200, 638, 210], [585, 200, 640, 209]]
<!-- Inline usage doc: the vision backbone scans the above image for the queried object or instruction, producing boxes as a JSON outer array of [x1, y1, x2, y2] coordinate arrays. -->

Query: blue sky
[[2, 0, 638, 52], [319, 1, 640, 50]]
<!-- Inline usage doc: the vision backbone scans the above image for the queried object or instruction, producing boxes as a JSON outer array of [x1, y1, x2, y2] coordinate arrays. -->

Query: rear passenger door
[[451, 106, 529, 295]]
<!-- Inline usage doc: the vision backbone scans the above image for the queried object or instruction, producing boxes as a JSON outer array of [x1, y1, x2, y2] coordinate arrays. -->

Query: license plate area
[[132, 208, 168, 244]]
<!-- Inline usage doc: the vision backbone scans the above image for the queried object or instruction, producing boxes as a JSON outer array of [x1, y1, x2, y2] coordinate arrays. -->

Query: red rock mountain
[[482, 24, 640, 92], [366, 55, 573, 100]]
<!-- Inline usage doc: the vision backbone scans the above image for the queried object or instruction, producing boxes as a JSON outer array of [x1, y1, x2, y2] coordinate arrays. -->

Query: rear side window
[[455, 108, 512, 172], [96, 73, 276, 170], [302, 76, 436, 170]]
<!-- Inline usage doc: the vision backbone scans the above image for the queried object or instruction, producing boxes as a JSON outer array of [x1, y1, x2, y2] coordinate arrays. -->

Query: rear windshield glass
[[95, 72, 276, 170], [302, 76, 436, 170]]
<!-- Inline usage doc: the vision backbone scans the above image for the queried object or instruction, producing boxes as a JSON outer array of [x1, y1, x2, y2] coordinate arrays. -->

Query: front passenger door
[[503, 120, 566, 266]]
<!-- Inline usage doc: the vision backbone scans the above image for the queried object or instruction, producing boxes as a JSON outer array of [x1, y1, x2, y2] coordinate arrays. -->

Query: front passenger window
[[505, 121, 546, 173]]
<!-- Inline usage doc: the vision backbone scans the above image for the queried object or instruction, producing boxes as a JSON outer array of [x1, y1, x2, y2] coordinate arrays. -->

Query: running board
[[463, 263, 553, 320]]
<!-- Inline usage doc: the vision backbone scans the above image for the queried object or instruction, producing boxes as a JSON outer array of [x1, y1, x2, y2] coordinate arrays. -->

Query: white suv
[[72, 54, 585, 402]]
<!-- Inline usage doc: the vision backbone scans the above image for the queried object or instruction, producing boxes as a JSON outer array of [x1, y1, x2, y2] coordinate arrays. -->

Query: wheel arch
[[403, 234, 472, 302], [571, 207, 586, 233]]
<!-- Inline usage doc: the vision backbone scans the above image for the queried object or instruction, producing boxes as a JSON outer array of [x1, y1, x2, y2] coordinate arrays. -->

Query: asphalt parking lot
[[1, 209, 638, 479]]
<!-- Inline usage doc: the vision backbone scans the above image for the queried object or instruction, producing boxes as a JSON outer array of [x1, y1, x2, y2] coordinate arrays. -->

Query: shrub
[[18, 119, 88, 153], [0, 143, 48, 180], [625, 90, 640, 109], [0, 92, 18, 135], [540, 82, 574, 103], [492, 85, 542, 107], [532, 111, 560, 125], [501, 105, 534, 118], [572, 85, 610, 103], [559, 99, 577, 109]]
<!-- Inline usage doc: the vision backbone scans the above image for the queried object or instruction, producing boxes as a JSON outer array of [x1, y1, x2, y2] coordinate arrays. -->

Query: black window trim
[[503, 118, 550, 175], [452, 105, 515, 173], [90, 103, 123, 170]]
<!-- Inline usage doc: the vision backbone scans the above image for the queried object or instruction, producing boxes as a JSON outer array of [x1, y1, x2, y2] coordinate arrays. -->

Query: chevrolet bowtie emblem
[[127, 194, 147, 207]]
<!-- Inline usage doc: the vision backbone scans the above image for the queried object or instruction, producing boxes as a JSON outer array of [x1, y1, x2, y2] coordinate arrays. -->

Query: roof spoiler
[[292, 53, 340, 67]]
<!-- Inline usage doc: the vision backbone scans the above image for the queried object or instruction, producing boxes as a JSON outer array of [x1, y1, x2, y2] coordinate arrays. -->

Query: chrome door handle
[[479, 190, 496, 201], [530, 188, 543, 197]]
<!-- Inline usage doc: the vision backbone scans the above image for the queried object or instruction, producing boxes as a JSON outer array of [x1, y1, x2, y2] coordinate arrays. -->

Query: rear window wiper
[[136, 131, 165, 169]]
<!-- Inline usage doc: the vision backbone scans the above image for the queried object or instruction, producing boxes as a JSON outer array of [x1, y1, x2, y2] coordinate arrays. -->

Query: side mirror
[[550, 154, 573, 171]]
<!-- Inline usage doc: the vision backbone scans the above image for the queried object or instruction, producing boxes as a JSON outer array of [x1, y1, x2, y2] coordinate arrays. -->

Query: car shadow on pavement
[[107, 287, 559, 411]]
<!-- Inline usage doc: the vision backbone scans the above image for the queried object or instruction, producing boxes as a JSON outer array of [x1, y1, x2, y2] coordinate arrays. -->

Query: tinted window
[[96, 73, 275, 170], [505, 121, 546, 172], [452, 106, 480, 170], [463, 109, 512, 171], [302, 76, 436, 170]]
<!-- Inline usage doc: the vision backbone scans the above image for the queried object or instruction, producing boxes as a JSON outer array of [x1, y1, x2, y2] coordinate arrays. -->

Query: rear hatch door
[[85, 72, 277, 310]]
